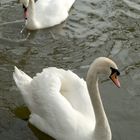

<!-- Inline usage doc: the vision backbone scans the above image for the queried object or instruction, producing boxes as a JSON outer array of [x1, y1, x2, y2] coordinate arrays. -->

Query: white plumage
[[13, 57, 120, 140], [19, 0, 75, 30], [13, 67, 95, 140]]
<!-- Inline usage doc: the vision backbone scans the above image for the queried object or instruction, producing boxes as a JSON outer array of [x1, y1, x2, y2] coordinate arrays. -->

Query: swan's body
[[19, 0, 75, 30], [13, 57, 120, 140]]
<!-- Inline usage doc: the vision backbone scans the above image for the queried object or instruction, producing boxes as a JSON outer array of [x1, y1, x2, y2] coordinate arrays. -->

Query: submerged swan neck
[[86, 63, 109, 127]]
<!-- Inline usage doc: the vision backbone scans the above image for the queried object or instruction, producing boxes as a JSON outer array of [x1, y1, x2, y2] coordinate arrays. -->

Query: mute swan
[[19, 0, 75, 30], [13, 57, 120, 140]]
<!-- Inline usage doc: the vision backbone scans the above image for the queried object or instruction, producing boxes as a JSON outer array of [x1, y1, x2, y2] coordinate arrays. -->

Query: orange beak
[[110, 73, 120, 88]]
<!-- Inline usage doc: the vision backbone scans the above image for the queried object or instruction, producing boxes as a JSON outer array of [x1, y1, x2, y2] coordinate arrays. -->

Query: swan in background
[[19, 0, 75, 30], [13, 57, 120, 140]]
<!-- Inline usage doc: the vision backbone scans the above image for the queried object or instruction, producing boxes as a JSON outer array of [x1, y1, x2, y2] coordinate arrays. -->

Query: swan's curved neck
[[28, 0, 35, 18], [86, 64, 110, 128], [26, 0, 39, 29]]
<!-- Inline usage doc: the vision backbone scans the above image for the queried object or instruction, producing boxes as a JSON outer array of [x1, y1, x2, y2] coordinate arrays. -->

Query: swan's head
[[18, 0, 29, 20], [90, 57, 120, 88]]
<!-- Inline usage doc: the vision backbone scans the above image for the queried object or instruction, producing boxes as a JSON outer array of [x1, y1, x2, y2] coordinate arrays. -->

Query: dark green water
[[0, 0, 140, 140]]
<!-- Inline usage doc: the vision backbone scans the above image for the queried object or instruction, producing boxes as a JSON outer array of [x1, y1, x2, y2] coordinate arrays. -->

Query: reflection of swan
[[13, 57, 120, 140], [19, 0, 75, 30]]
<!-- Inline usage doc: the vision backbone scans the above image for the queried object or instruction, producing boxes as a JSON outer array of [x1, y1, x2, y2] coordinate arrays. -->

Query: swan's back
[[31, 67, 94, 116], [13, 67, 95, 139], [29, 0, 76, 29], [36, 0, 75, 12]]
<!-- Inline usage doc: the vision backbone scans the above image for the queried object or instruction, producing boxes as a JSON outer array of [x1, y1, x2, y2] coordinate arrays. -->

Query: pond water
[[0, 0, 140, 140]]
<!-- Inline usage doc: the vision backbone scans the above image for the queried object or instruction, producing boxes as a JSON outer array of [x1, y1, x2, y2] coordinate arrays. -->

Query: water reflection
[[14, 106, 54, 140], [29, 123, 54, 140], [14, 106, 30, 120]]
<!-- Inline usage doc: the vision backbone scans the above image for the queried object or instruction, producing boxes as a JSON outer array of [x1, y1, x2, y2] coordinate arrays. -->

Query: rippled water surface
[[0, 0, 140, 140]]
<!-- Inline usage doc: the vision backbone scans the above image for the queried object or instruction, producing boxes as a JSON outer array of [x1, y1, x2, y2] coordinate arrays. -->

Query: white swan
[[13, 57, 120, 140], [19, 0, 75, 30]]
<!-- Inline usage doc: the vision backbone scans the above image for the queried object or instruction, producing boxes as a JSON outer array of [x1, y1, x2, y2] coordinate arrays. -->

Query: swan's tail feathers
[[13, 66, 32, 92]]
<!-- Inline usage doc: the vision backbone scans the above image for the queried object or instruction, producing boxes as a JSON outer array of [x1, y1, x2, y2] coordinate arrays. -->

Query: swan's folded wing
[[13, 67, 94, 139], [29, 69, 79, 138], [58, 69, 94, 118]]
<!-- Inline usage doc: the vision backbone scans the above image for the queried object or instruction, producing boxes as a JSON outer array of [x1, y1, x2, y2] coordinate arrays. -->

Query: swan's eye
[[110, 67, 120, 76]]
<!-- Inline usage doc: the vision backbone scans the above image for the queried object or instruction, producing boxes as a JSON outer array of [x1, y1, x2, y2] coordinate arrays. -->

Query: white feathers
[[13, 66, 32, 88], [13, 67, 95, 140], [20, 0, 75, 30], [13, 57, 118, 140]]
